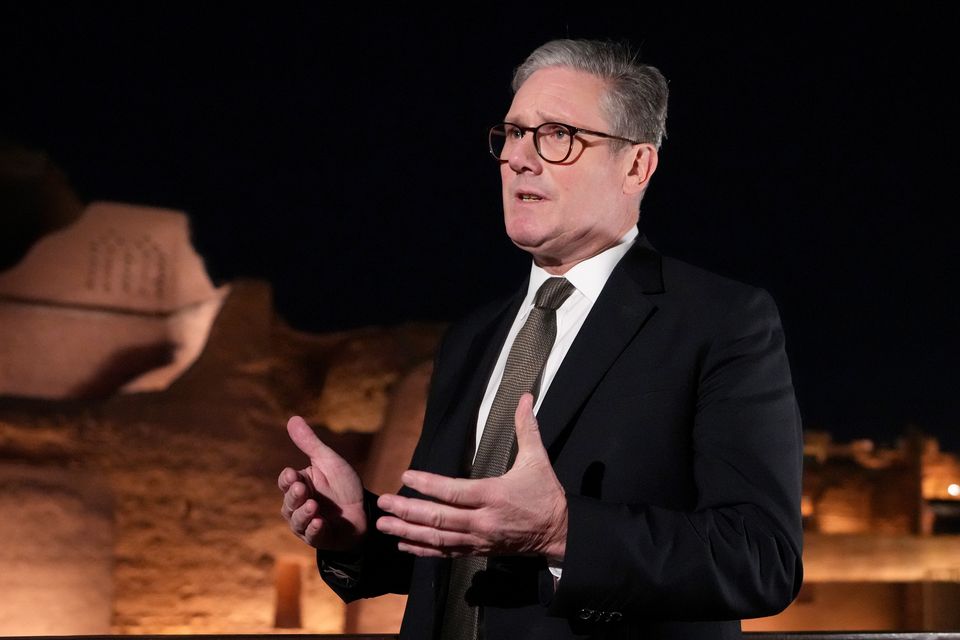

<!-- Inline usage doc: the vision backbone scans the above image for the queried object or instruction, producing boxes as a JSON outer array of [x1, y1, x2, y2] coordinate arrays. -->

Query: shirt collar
[[525, 226, 639, 306]]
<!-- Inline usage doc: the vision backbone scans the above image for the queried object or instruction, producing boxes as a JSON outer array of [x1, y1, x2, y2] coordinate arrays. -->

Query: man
[[279, 39, 803, 639]]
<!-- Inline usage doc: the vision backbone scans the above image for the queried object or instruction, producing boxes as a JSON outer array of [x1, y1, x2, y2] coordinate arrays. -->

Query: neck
[[532, 224, 638, 275]]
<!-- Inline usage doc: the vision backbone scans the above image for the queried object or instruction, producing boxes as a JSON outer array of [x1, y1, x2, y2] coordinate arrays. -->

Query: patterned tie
[[439, 277, 575, 640]]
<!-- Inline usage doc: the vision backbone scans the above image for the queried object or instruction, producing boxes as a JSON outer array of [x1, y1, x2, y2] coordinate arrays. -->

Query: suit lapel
[[401, 297, 524, 640], [419, 287, 525, 478], [418, 237, 664, 472], [536, 237, 664, 452]]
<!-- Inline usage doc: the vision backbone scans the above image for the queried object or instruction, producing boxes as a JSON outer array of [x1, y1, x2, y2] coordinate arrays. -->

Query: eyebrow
[[504, 109, 569, 126]]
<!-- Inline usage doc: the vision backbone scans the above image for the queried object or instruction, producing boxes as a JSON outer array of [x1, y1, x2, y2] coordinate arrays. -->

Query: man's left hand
[[376, 393, 568, 562]]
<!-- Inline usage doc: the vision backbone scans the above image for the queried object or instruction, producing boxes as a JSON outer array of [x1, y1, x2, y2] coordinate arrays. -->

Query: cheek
[[573, 167, 622, 208]]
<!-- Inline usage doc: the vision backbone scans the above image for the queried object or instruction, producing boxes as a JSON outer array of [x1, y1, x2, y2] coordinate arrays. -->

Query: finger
[[376, 515, 484, 551], [281, 483, 308, 520], [288, 498, 319, 534], [287, 416, 339, 464], [377, 493, 474, 532], [278, 467, 300, 492], [514, 392, 544, 452], [396, 540, 476, 558], [400, 470, 487, 507], [303, 516, 325, 546]]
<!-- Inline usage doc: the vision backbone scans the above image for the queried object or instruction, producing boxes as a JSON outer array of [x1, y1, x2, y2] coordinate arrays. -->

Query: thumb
[[287, 415, 335, 463], [514, 393, 545, 454]]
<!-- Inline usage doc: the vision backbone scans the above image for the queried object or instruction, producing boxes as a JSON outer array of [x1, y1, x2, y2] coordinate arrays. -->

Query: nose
[[506, 131, 543, 175]]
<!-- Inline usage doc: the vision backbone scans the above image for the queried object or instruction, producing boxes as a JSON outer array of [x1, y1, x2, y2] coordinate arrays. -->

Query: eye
[[504, 124, 522, 139], [540, 124, 569, 141]]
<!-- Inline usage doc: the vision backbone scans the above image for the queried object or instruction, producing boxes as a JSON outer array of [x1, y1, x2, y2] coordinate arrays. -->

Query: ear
[[622, 144, 658, 196]]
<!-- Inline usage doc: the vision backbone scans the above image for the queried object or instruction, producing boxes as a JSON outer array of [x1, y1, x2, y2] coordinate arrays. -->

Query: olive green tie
[[439, 277, 575, 640]]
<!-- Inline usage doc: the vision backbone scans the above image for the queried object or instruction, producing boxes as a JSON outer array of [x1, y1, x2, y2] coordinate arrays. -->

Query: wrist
[[543, 493, 568, 562]]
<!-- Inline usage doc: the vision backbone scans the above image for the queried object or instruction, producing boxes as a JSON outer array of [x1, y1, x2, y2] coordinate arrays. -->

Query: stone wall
[[0, 280, 442, 634]]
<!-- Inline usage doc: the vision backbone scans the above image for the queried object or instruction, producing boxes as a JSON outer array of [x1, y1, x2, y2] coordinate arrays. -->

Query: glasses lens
[[488, 124, 511, 160], [535, 123, 573, 162]]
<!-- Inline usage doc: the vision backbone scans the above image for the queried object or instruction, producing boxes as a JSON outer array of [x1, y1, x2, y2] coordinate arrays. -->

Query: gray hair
[[511, 39, 668, 150]]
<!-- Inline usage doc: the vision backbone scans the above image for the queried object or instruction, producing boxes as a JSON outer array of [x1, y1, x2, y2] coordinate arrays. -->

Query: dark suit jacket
[[319, 236, 804, 639]]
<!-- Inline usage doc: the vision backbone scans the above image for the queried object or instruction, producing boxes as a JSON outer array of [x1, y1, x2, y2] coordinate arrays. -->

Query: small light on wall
[[948, 484, 960, 497]]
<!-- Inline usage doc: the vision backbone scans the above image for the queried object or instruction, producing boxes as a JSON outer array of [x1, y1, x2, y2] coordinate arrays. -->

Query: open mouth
[[518, 193, 544, 202]]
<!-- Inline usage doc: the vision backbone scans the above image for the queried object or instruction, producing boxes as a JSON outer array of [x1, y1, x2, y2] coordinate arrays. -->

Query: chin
[[505, 206, 549, 236], [505, 219, 547, 252]]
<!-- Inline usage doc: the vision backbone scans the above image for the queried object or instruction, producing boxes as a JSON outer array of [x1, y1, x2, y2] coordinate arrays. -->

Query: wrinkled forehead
[[506, 66, 611, 128]]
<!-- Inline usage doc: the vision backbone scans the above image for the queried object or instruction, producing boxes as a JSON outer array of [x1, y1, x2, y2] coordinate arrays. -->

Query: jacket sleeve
[[549, 288, 804, 622], [316, 488, 415, 601]]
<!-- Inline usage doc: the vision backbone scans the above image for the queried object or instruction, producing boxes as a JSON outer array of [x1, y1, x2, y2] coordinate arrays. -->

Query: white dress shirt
[[475, 225, 639, 451]]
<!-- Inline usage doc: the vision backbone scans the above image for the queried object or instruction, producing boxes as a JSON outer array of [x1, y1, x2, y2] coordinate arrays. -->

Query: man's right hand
[[279, 416, 367, 550]]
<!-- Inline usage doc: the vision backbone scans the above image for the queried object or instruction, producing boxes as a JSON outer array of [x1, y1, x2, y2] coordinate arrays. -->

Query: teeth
[[520, 194, 542, 201]]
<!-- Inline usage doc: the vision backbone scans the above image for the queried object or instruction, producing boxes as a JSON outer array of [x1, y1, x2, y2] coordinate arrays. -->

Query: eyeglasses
[[488, 121, 642, 164]]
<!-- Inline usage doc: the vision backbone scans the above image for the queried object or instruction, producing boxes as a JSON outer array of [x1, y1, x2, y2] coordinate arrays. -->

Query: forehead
[[506, 66, 610, 128]]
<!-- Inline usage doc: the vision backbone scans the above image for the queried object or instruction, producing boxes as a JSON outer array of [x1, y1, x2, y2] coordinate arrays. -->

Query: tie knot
[[534, 277, 575, 311]]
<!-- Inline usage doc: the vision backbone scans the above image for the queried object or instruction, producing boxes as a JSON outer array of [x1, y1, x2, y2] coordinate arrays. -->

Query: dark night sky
[[2, 5, 958, 448]]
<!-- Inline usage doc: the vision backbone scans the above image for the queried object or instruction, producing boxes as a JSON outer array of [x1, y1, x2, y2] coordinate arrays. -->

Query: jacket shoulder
[[657, 254, 779, 314]]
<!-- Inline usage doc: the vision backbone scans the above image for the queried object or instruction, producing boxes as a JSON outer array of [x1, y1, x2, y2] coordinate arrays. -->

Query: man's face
[[501, 66, 640, 272]]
